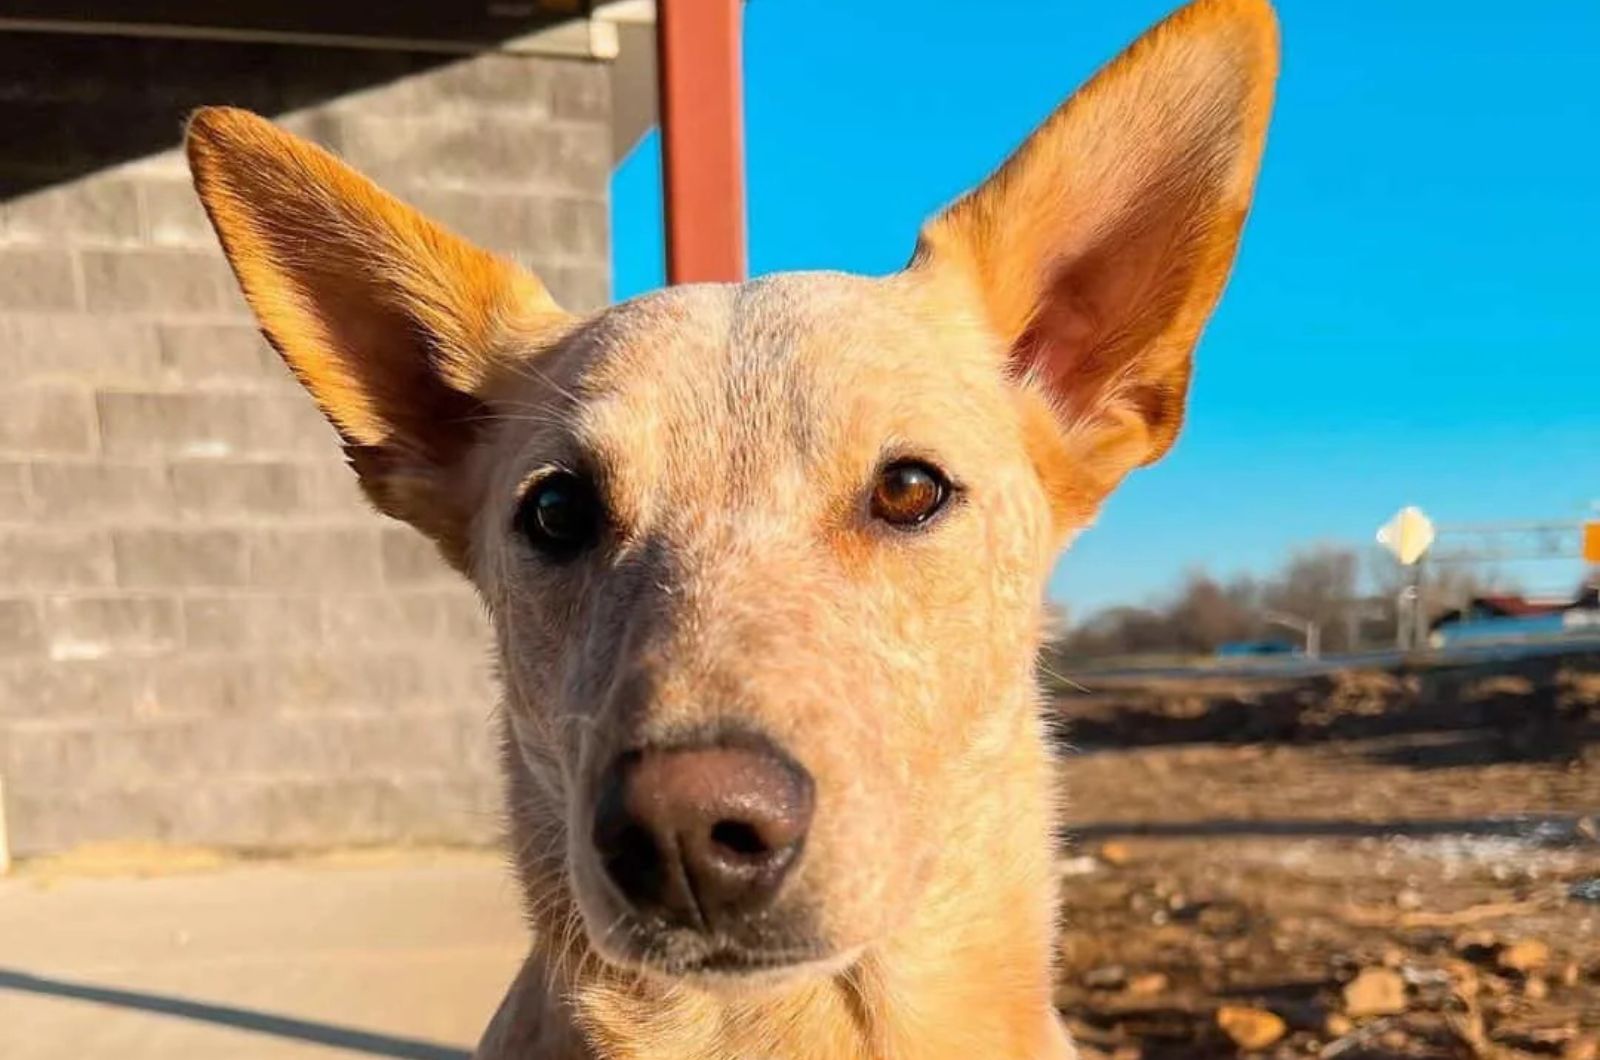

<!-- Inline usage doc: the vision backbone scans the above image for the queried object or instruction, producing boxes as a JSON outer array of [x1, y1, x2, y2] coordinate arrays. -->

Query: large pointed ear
[[916, 0, 1278, 520], [185, 107, 571, 569]]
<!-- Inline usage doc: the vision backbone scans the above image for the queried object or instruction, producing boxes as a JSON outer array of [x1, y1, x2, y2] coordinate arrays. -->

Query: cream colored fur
[[184, 2, 1278, 1056]]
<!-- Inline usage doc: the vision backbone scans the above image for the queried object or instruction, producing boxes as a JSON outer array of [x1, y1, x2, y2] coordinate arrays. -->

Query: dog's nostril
[[601, 823, 664, 902], [710, 819, 769, 858]]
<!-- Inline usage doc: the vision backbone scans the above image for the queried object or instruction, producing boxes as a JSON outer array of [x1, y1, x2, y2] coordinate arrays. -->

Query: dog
[[185, 0, 1276, 1054]]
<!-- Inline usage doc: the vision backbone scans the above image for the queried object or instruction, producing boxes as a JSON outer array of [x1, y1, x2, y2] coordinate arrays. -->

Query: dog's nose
[[592, 742, 814, 931]]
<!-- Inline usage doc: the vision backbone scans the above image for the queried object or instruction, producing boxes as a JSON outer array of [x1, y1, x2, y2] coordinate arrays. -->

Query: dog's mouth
[[582, 915, 844, 986], [651, 941, 842, 980]]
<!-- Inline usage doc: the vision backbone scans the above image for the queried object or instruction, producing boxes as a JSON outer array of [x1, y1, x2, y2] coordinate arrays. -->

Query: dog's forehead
[[577, 270, 933, 387], [560, 270, 986, 460]]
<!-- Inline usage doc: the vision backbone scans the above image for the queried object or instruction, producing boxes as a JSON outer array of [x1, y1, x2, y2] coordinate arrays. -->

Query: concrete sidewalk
[[0, 850, 527, 1059]]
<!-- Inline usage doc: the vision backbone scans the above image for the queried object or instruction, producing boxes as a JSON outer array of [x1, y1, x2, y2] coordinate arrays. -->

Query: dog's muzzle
[[591, 738, 814, 946]]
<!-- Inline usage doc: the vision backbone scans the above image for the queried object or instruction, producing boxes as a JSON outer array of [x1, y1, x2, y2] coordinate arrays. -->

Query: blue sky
[[611, 1, 1598, 614]]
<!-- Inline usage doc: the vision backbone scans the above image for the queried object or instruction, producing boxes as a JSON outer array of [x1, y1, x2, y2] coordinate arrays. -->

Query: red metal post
[[656, 0, 747, 283]]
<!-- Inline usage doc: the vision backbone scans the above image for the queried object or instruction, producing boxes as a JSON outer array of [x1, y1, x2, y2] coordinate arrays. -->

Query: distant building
[[1429, 584, 1600, 647], [1431, 590, 1595, 632]]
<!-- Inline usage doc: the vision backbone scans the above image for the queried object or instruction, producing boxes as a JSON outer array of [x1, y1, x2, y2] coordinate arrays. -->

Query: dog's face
[[188, 0, 1275, 988], [471, 271, 1066, 975]]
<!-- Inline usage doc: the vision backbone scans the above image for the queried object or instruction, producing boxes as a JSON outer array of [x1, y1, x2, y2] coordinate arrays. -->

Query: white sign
[[1377, 506, 1435, 566]]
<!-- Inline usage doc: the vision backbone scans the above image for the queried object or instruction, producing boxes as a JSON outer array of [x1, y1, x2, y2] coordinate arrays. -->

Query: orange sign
[[1585, 521, 1600, 564]]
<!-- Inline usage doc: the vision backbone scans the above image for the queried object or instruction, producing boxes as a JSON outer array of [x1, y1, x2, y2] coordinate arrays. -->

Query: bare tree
[[1050, 546, 1521, 661], [1261, 547, 1360, 653]]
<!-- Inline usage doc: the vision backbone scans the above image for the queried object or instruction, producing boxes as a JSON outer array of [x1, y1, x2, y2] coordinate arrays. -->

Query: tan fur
[[186, 1, 1277, 1056]]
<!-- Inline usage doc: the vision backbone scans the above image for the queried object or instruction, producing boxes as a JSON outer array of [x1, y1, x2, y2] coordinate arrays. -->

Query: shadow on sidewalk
[[0, 968, 471, 1059], [1065, 812, 1585, 843]]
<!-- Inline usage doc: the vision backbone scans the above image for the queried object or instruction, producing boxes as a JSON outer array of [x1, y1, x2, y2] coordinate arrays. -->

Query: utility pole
[[1340, 599, 1389, 653], [1412, 558, 1431, 650]]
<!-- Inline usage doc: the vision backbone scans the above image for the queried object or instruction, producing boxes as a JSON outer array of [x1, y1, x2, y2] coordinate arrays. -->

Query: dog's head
[[188, 0, 1274, 989]]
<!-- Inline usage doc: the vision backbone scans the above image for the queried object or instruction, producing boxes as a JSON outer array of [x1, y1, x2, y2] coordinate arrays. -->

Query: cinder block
[[0, 28, 616, 858], [181, 594, 323, 652], [246, 526, 384, 590], [0, 657, 147, 721], [540, 123, 612, 195], [113, 528, 247, 588], [43, 594, 180, 660], [251, 649, 414, 711], [139, 179, 215, 246], [318, 592, 434, 643], [0, 315, 162, 385], [379, 525, 455, 586], [39, 178, 144, 244], [246, 647, 492, 713], [0, 462, 26, 516], [24, 712, 496, 785], [96, 392, 330, 459], [549, 61, 610, 122], [0, 248, 79, 310], [156, 323, 284, 386], [28, 461, 171, 521], [269, 108, 345, 149], [97, 392, 251, 458], [108, 148, 190, 183], [320, 588, 487, 645], [146, 655, 269, 716], [340, 116, 608, 194], [171, 461, 301, 516], [408, 51, 555, 114], [0, 722, 97, 788], [293, 462, 375, 517], [404, 187, 557, 257], [0, 187, 62, 244], [248, 393, 344, 457], [549, 196, 609, 259], [80, 248, 243, 315], [0, 528, 113, 589], [539, 264, 610, 313], [3, 771, 502, 855], [435, 589, 490, 643], [0, 598, 42, 658], [0, 386, 96, 455]]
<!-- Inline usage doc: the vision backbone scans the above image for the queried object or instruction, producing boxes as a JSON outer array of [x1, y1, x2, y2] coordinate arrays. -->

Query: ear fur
[[186, 106, 571, 567], [917, 0, 1279, 520]]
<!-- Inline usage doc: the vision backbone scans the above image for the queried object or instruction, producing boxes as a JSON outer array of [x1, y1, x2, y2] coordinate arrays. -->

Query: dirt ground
[[1052, 651, 1600, 1059]]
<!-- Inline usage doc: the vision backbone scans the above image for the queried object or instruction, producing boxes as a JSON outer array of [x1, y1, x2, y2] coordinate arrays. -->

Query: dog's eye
[[515, 471, 603, 559], [870, 460, 951, 528]]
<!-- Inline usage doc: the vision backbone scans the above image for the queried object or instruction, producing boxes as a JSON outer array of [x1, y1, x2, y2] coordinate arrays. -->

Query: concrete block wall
[[0, 32, 612, 856]]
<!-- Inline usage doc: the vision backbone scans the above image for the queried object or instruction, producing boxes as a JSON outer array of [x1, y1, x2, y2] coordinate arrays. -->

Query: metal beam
[[656, 0, 746, 283], [1428, 520, 1587, 565], [0, 15, 617, 58]]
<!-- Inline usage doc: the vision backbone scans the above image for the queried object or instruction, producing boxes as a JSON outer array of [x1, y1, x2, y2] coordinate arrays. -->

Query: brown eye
[[515, 470, 603, 560], [870, 460, 951, 528]]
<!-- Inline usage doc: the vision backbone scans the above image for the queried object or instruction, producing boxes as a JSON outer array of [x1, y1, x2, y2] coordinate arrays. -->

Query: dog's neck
[[480, 702, 1071, 1060]]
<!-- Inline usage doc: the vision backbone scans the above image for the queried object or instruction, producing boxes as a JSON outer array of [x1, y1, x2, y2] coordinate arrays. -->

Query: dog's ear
[[917, 0, 1277, 521], [185, 107, 570, 569]]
